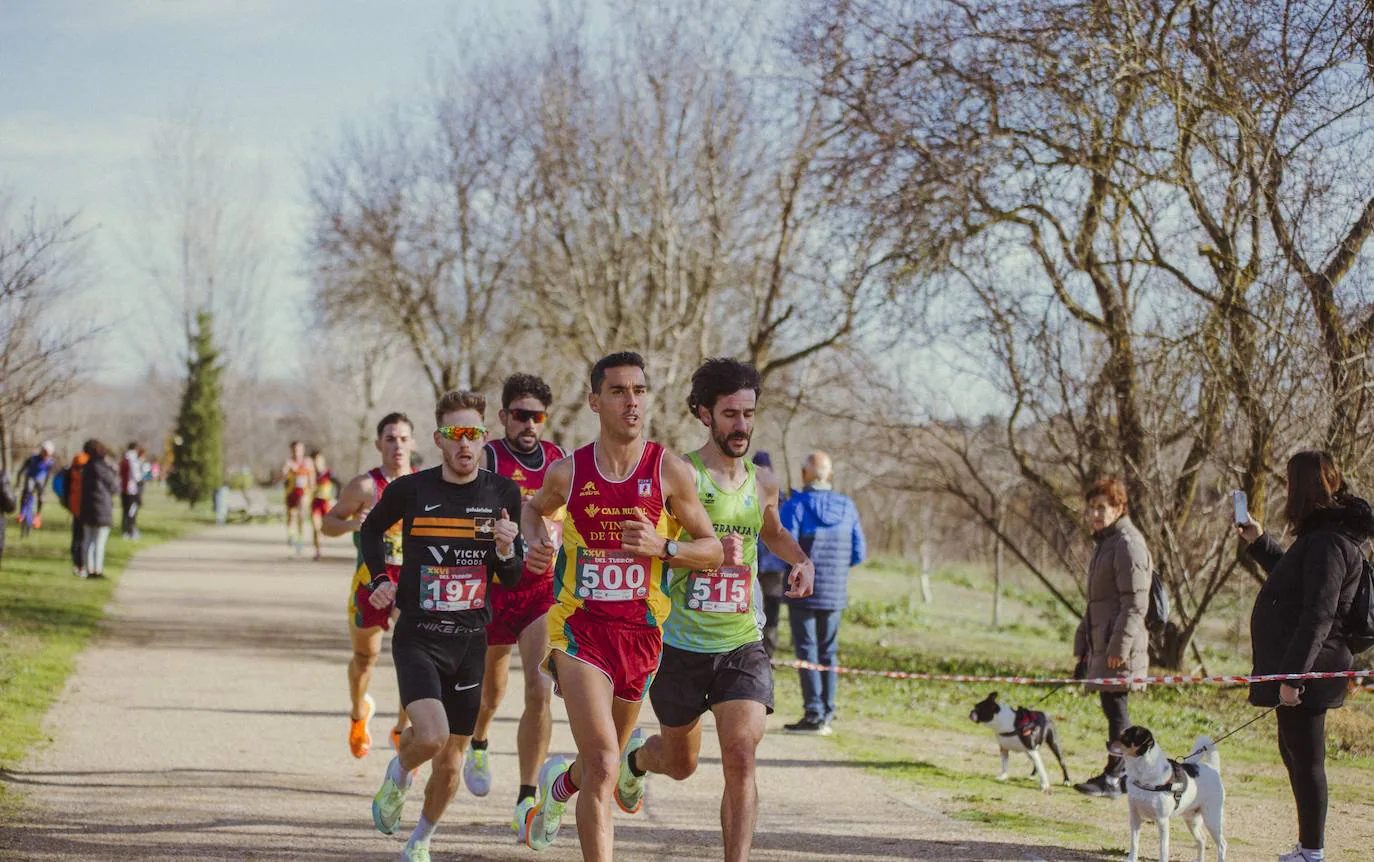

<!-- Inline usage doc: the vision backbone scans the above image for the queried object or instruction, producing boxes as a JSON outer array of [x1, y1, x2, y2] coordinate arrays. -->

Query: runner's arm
[[758, 469, 814, 598], [359, 478, 408, 589], [491, 481, 525, 588], [321, 473, 372, 536], [661, 455, 723, 571], [521, 457, 571, 571]]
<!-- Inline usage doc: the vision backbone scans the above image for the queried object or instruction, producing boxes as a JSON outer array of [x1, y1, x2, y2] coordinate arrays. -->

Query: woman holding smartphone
[[1237, 451, 1370, 862]]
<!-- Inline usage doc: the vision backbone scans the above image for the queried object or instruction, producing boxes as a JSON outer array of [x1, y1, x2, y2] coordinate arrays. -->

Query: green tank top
[[662, 452, 764, 653]]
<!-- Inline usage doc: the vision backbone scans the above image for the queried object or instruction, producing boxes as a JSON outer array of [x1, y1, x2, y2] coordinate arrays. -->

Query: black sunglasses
[[510, 409, 547, 423]]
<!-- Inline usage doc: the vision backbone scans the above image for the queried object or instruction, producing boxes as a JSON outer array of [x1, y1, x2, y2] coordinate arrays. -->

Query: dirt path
[[0, 523, 1110, 861]]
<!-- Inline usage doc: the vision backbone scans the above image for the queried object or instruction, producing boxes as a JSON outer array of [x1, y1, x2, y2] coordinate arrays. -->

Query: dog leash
[[1184, 704, 1279, 759], [1031, 683, 1068, 706]]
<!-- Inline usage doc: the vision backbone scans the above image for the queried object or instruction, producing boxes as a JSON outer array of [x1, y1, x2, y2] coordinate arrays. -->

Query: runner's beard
[[508, 431, 539, 453], [713, 427, 752, 458]]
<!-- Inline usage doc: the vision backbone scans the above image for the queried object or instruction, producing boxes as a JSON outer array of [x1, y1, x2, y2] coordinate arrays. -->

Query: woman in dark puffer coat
[[1239, 450, 1368, 862]]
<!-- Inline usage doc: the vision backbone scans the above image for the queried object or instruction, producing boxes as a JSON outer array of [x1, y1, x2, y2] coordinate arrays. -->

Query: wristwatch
[[661, 539, 679, 560]]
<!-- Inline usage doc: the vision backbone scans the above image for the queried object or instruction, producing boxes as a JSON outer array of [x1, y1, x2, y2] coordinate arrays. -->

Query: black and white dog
[[968, 691, 1071, 792], [1112, 725, 1227, 862]]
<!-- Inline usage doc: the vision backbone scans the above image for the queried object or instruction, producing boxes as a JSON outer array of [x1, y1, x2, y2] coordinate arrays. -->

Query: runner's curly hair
[[687, 357, 762, 419], [502, 373, 554, 409]]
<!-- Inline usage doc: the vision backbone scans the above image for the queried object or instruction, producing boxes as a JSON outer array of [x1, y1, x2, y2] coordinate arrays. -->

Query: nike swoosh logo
[[424, 504, 441, 512], [454, 682, 480, 692]]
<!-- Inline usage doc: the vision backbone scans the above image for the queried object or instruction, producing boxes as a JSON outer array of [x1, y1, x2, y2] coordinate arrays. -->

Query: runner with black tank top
[[464, 373, 567, 838], [365, 390, 524, 862], [321, 413, 417, 760], [519, 351, 723, 862], [616, 358, 815, 862]]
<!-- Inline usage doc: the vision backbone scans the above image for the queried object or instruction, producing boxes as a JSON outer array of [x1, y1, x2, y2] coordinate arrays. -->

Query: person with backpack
[[1237, 451, 1370, 862], [1072, 476, 1153, 800], [61, 441, 94, 577]]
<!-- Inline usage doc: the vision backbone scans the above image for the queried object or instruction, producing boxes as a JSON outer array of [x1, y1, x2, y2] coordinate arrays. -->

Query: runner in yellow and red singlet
[[280, 440, 315, 556], [463, 373, 567, 836], [520, 351, 722, 862], [321, 413, 416, 759]]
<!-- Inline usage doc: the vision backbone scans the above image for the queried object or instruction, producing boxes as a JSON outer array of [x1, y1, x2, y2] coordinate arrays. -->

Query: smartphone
[[1232, 490, 1250, 526]]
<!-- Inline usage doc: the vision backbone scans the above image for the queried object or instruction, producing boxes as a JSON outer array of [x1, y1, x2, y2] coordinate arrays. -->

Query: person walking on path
[[80, 441, 120, 580], [780, 451, 866, 735], [120, 442, 146, 540], [1238, 450, 1369, 862], [364, 390, 525, 862], [65, 442, 93, 577], [1072, 476, 1152, 799]]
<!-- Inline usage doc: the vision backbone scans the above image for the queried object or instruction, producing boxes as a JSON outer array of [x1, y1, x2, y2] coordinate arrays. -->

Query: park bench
[[222, 488, 285, 523]]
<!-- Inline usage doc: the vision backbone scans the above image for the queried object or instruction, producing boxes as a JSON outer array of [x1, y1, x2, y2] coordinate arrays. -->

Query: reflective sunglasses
[[510, 408, 547, 424], [437, 424, 486, 441]]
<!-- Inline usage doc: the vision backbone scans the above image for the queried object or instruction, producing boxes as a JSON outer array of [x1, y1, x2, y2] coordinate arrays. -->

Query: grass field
[[771, 558, 1374, 858], [0, 486, 210, 814]]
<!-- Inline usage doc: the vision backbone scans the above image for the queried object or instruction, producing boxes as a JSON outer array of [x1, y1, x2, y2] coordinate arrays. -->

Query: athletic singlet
[[662, 453, 764, 653], [284, 459, 311, 492], [486, 438, 566, 586], [550, 442, 676, 628], [353, 468, 404, 571], [314, 469, 336, 502]]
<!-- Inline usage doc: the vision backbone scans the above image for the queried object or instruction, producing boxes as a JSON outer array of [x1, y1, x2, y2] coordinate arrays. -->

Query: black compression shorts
[[392, 618, 487, 736]]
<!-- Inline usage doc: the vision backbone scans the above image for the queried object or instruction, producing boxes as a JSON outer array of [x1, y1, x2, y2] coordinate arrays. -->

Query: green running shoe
[[524, 756, 569, 851], [463, 746, 492, 796], [401, 841, 431, 861], [614, 727, 647, 814], [372, 758, 410, 835], [512, 796, 536, 840]]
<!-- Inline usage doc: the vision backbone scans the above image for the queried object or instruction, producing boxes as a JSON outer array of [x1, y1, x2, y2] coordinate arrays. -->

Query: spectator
[[1073, 476, 1152, 799], [15, 441, 55, 536], [80, 440, 119, 580], [751, 451, 788, 656], [119, 442, 146, 540], [0, 465, 16, 567], [1238, 451, 1368, 862], [780, 450, 866, 734], [66, 441, 94, 577]]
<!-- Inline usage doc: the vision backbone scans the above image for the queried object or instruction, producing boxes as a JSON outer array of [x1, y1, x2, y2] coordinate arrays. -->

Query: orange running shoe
[[390, 726, 403, 750], [349, 693, 376, 759]]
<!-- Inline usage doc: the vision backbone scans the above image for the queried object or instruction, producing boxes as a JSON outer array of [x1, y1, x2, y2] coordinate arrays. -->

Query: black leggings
[[1277, 706, 1327, 850], [1101, 691, 1131, 774]]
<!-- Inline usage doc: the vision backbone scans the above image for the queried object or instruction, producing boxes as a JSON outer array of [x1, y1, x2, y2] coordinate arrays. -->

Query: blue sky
[[0, 0, 490, 380]]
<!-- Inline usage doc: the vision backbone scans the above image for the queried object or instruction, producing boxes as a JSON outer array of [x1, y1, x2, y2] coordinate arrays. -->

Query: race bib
[[294, 474, 309, 489], [575, 548, 651, 602], [419, 565, 487, 611], [686, 565, 751, 613], [383, 531, 404, 566]]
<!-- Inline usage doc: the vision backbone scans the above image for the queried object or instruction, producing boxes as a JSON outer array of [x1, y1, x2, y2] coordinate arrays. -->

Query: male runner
[[322, 414, 416, 759], [281, 441, 315, 556], [520, 351, 723, 861], [464, 373, 565, 834], [310, 449, 336, 561], [616, 357, 814, 862], [365, 390, 525, 862]]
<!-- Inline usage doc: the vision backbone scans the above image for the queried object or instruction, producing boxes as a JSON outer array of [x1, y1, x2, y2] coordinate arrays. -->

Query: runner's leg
[[419, 732, 470, 822], [713, 698, 766, 862], [349, 620, 384, 721], [472, 644, 512, 746], [311, 506, 324, 559], [516, 613, 554, 787], [633, 718, 702, 781], [399, 699, 450, 772], [555, 652, 637, 862]]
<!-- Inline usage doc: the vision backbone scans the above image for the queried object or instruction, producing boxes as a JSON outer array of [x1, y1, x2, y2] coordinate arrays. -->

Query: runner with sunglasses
[[365, 391, 525, 862], [520, 351, 722, 861], [463, 374, 567, 836]]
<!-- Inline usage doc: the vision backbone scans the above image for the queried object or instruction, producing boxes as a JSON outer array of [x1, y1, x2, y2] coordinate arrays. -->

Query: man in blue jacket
[[780, 451, 866, 734]]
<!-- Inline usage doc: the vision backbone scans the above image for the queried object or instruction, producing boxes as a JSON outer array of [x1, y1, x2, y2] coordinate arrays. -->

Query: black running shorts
[[648, 640, 774, 728], [392, 618, 487, 736]]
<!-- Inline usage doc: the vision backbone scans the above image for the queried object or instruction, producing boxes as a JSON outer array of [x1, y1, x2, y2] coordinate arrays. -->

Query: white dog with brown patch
[[1112, 725, 1226, 862]]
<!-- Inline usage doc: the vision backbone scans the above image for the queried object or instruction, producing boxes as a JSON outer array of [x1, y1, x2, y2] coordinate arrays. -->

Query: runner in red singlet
[[322, 413, 416, 758], [463, 374, 567, 835], [281, 440, 315, 557], [310, 449, 336, 561], [521, 351, 722, 861]]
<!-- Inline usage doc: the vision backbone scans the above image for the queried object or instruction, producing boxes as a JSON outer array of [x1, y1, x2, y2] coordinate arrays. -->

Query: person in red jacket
[[67, 442, 93, 577]]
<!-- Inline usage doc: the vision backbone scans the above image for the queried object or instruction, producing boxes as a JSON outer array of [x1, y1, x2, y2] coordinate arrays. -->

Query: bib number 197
[[687, 565, 751, 613], [576, 548, 650, 602], [420, 565, 487, 611]]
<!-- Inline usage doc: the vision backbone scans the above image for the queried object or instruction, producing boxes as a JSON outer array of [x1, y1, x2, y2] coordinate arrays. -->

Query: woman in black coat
[[79, 440, 120, 579], [1239, 450, 1368, 862]]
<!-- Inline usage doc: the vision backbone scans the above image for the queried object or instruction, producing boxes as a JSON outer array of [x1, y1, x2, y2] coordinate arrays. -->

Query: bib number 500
[[576, 549, 650, 601]]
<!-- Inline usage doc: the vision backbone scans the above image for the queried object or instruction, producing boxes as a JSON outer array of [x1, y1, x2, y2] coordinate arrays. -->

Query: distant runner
[[465, 374, 566, 837], [310, 449, 336, 561], [365, 390, 525, 862], [520, 351, 722, 861], [617, 357, 814, 862], [322, 415, 415, 759], [281, 441, 315, 557]]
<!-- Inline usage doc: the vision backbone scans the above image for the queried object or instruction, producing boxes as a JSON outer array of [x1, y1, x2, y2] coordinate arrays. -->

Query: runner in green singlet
[[614, 357, 815, 862]]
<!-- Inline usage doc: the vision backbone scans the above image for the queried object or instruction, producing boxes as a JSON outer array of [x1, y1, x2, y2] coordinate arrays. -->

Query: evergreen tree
[[168, 310, 225, 506]]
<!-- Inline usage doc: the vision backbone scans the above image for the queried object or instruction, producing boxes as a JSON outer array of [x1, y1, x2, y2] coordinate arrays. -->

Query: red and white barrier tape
[[770, 659, 1374, 688]]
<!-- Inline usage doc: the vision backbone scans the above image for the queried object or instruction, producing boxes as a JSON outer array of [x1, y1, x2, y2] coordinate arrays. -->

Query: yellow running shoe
[[350, 693, 376, 759]]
